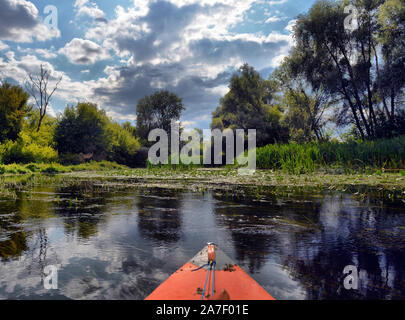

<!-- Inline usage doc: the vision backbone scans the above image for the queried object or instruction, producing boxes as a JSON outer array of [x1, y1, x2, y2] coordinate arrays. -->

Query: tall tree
[[377, 0, 405, 135], [0, 82, 30, 143], [55, 102, 110, 156], [272, 58, 333, 143], [136, 90, 184, 145], [291, 0, 405, 140], [25, 64, 62, 132], [211, 63, 287, 146]]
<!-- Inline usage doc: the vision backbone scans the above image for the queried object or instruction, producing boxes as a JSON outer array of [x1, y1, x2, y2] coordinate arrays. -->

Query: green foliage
[[0, 164, 31, 174], [55, 103, 109, 156], [0, 114, 58, 164], [59, 153, 81, 165], [39, 163, 69, 174], [211, 64, 288, 146], [0, 139, 58, 164], [136, 90, 184, 145], [55, 103, 140, 167], [271, 59, 332, 143], [122, 121, 137, 136], [24, 112, 57, 147], [25, 163, 41, 172], [0, 82, 31, 143], [377, 0, 405, 112], [1, 163, 32, 174], [105, 122, 140, 166], [69, 160, 128, 172], [256, 143, 320, 174], [256, 136, 405, 173], [290, 0, 405, 140], [0, 161, 129, 176]]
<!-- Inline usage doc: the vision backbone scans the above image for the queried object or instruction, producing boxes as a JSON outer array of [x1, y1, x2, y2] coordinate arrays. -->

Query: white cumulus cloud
[[58, 38, 110, 65], [0, 0, 60, 43]]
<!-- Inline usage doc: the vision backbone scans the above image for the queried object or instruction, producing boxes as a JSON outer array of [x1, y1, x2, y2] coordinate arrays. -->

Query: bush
[[0, 114, 58, 164], [56, 103, 140, 167], [106, 122, 140, 166], [1, 138, 58, 164], [59, 153, 81, 165]]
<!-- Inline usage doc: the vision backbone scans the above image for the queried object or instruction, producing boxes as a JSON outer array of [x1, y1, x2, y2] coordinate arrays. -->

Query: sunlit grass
[[256, 136, 405, 173], [0, 161, 129, 176]]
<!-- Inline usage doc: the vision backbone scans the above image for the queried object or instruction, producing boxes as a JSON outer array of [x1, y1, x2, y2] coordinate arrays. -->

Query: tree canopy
[[55, 102, 140, 166], [136, 90, 185, 145], [55, 102, 109, 156], [271, 58, 334, 143], [290, 0, 405, 140], [0, 82, 31, 143], [211, 64, 288, 147]]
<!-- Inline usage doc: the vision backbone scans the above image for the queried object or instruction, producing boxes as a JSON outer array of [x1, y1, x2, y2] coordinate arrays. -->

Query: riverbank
[[1, 164, 405, 200], [65, 168, 405, 198]]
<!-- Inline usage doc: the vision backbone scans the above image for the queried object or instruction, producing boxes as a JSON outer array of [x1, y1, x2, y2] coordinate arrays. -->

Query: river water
[[0, 182, 404, 300]]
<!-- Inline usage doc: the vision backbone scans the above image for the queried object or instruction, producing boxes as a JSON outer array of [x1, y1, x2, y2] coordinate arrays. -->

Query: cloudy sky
[[0, 0, 316, 129]]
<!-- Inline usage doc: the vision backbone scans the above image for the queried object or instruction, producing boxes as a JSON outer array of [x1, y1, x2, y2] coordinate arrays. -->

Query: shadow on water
[[136, 189, 184, 244], [0, 181, 404, 300], [212, 192, 405, 299]]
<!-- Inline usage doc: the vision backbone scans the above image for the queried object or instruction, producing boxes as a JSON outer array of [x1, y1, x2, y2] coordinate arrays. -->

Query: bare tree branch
[[25, 64, 62, 132]]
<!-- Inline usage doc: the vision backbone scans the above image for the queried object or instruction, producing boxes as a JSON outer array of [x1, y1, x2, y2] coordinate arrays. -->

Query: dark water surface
[[0, 183, 404, 300]]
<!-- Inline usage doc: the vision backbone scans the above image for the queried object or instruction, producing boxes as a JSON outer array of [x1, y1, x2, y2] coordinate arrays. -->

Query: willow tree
[[271, 58, 334, 143], [376, 0, 405, 136], [291, 0, 405, 140]]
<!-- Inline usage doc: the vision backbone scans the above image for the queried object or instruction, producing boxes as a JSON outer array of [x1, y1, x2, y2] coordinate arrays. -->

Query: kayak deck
[[146, 246, 274, 300]]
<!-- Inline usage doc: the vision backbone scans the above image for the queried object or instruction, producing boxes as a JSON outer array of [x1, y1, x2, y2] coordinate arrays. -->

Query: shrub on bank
[[55, 103, 141, 167], [0, 138, 58, 164], [0, 114, 58, 164]]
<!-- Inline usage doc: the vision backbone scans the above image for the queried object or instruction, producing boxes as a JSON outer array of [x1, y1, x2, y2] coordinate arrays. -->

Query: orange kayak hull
[[146, 247, 275, 300]]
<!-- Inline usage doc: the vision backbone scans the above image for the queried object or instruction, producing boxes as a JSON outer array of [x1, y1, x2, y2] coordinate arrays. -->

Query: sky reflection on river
[[0, 184, 404, 300]]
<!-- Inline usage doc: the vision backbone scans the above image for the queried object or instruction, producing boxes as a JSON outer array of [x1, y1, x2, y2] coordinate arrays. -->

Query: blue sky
[[0, 0, 317, 129]]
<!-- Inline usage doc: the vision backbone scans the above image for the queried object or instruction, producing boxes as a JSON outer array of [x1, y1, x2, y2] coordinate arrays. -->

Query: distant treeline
[[0, 87, 142, 167], [1, 0, 404, 170], [0, 79, 404, 172]]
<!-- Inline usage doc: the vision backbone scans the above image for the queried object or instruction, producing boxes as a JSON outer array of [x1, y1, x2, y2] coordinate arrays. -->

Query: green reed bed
[[256, 136, 405, 173]]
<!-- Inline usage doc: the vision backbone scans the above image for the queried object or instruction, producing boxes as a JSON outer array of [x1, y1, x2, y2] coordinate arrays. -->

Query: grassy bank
[[256, 136, 405, 173], [1, 135, 404, 199], [146, 136, 405, 174], [0, 161, 129, 175]]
